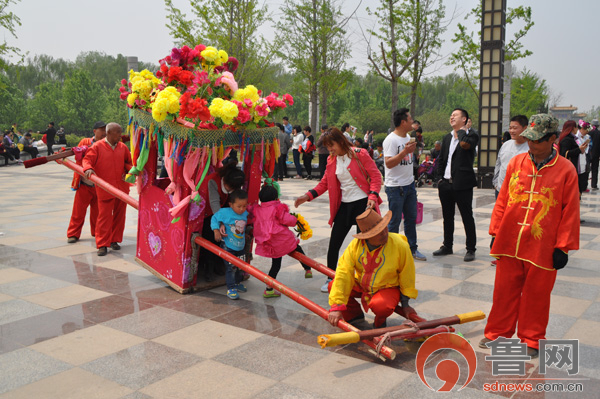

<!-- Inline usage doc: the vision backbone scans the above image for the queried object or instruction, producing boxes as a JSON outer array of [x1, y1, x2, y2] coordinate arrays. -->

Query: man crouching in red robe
[[82, 123, 133, 256], [479, 114, 580, 358]]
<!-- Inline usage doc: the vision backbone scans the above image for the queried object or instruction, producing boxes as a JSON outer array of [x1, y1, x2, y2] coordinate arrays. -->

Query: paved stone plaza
[[1, 162, 599, 398]]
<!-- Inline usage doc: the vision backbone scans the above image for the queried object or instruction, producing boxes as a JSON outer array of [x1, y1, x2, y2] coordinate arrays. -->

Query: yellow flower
[[151, 87, 181, 122], [127, 93, 138, 106], [201, 46, 219, 63], [209, 98, 238, 125], [233, 85, 260, 103], [218, 50, 228, 64]]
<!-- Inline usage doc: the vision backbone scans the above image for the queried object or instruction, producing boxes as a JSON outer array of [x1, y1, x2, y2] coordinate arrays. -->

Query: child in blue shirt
[[211, 189, 249, 300]]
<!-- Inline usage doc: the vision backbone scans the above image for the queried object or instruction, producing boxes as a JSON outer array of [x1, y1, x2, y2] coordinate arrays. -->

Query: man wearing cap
[[83, 123, 132, 256], [66, 122, 107, 244], [327, 209, 422, 329], [589, 119, 600, 191], [479, 114, 580, 358]]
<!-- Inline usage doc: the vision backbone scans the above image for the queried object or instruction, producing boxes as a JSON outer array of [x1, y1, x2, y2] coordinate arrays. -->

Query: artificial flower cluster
[[119, 69, 162, 109], [292, 213, 313, 241], [120, 44, 293, 129]]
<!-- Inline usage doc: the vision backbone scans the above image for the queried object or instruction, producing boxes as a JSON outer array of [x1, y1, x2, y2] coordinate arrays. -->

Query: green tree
[[276, 0, 354, 133], [0, 73, 25, 126], [447, 4, 534, 100], [60, 69, 108, 133], [26, 80, 64, 130], [510, 68, 548, 117], [0, 0, 21, 71], [366, 0, 441, 126], [404, 0, 447, 117], [164, 0, 274, 86]]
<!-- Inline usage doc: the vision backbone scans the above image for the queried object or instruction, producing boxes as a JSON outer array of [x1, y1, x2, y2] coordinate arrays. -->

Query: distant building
[[549, 105, 578, 121]]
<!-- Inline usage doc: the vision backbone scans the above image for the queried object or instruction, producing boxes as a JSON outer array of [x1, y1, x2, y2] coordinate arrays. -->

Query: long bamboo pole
[[57, 158, 139, 210], [318, 311, 485, 348], [193, 235, 396, 360]]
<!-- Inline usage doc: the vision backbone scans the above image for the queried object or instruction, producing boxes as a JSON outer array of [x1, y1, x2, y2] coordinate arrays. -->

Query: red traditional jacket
[[305, 148, 382, 226], [82, 139, 133, 200], [71, 137, 94, 190], [490, 151, 580, 270]]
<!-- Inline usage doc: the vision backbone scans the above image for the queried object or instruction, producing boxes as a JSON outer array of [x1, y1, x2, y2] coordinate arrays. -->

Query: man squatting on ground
[[327, 209, 423, 329]]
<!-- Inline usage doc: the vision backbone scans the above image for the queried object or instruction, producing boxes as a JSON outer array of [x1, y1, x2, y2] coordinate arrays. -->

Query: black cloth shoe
[[479, 337, 493, 349], [110, 242, 121, 250], [527, 346, 539, 359], [464, 250, 476, 262], [67, 237, 78, 244], [433, 246, 453, 256], [97, 247, 108, 256]]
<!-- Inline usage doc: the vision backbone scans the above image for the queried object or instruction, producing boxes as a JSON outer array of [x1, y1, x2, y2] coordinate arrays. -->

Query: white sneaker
[[320, 278, 332, 293]]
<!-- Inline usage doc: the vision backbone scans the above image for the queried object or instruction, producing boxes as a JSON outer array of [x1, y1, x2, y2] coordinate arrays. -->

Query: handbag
[[416, 201, 423, 224]]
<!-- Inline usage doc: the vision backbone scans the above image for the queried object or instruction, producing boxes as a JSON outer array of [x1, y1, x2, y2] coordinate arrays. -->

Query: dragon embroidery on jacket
[[507, 170, 558, 240], [359, 245, 384, 297]]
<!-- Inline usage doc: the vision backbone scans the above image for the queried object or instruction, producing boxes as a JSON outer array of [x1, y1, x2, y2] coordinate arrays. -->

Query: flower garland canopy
[[120, 44, 293, 130]]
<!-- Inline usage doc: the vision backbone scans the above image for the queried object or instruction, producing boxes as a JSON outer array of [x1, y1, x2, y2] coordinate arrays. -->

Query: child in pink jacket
[[249, 180, 312, 298]]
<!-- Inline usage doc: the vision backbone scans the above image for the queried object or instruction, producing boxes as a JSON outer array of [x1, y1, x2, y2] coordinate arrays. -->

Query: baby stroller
[[416, 157, 437, 187]]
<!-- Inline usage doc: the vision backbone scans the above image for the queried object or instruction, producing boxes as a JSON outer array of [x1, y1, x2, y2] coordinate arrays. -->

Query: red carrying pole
[[193, 235, 396, 361], [57, 158, 139, 210]]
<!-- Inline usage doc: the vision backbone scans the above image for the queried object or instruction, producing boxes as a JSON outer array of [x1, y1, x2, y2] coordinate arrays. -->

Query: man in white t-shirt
[[492, 115, 529, 197], [383, 108, 426, 261]]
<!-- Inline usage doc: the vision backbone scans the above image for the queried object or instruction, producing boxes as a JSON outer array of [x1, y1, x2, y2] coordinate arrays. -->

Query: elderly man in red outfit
[[479, 114, 580, 358], [83, 123, 132, 256], [67, 121, 107, 244]]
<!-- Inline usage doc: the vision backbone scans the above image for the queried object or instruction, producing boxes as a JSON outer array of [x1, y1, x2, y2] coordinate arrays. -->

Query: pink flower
[[219, 71, 238, 94], [121, 79, 127, 85], [283, 93, 294, 106], [237, 108, 251, 124], [244, 99, 253, 108], [255, 101, 269, 117]]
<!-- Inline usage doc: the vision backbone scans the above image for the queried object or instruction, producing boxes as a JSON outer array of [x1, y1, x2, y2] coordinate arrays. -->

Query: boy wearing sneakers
[[211, 189, 249, 300]]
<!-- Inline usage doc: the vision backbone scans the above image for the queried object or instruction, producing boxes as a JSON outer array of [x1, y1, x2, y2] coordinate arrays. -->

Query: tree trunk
[[391, 79, 398, 129], [321, 91, 328, 126], [310, 85, 319, 134]]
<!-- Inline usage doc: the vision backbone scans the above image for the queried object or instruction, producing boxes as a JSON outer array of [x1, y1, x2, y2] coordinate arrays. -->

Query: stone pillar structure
[[477, 0, 507, 189], [127, 56, 139, 73]]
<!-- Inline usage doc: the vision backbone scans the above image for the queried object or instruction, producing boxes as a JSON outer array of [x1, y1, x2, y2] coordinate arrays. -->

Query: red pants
[[330, 280, 400, 328], [484, 257, 557, 349], [67, 184, 98, 239], [95, 197, 127, 248]]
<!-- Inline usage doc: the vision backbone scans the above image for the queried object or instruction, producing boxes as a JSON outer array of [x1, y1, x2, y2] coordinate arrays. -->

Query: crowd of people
[[24, 108, 594, 357], [0, 122, 69, 165]]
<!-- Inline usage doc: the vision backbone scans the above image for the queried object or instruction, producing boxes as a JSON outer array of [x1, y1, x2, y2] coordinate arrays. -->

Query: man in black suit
[[433, 108, 479, 262]]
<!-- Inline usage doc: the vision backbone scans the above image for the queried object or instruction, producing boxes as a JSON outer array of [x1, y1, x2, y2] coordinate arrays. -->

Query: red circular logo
[[416, 333, 477, 392]]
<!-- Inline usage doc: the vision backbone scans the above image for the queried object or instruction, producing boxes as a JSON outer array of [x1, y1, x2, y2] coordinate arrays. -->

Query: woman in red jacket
[[294, 127, 383, 292]]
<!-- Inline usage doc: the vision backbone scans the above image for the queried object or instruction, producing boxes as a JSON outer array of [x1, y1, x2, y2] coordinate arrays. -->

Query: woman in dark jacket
[[559, 120, 589, 197]]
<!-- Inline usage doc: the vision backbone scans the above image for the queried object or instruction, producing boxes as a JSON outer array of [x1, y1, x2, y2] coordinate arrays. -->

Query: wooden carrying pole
[[193, 235, 396, 361], [57, 158, 139, 210], [318, 311, 486, 348], [23, 148, 74, 168]]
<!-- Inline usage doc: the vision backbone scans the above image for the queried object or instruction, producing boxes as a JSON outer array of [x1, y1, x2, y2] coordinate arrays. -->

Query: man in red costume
[[479, 114, 580, 358], [83, 123, 132, 256], [67, 121, 107, 244]]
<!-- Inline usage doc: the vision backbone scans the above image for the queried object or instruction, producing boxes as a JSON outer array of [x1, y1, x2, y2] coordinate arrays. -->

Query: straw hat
[[353, 209, 392, 240]]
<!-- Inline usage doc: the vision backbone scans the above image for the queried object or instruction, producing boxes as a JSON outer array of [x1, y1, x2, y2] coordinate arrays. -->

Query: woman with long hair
[[559, 120, 590, 198], [294, 127, 383, 292]]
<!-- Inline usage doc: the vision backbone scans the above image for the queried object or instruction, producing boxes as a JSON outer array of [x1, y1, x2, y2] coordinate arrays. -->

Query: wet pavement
[[1, 162, 599, 398]]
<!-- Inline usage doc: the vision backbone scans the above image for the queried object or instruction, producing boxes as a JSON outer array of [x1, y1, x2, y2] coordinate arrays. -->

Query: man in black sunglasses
[[480, 113, 580, 359]]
